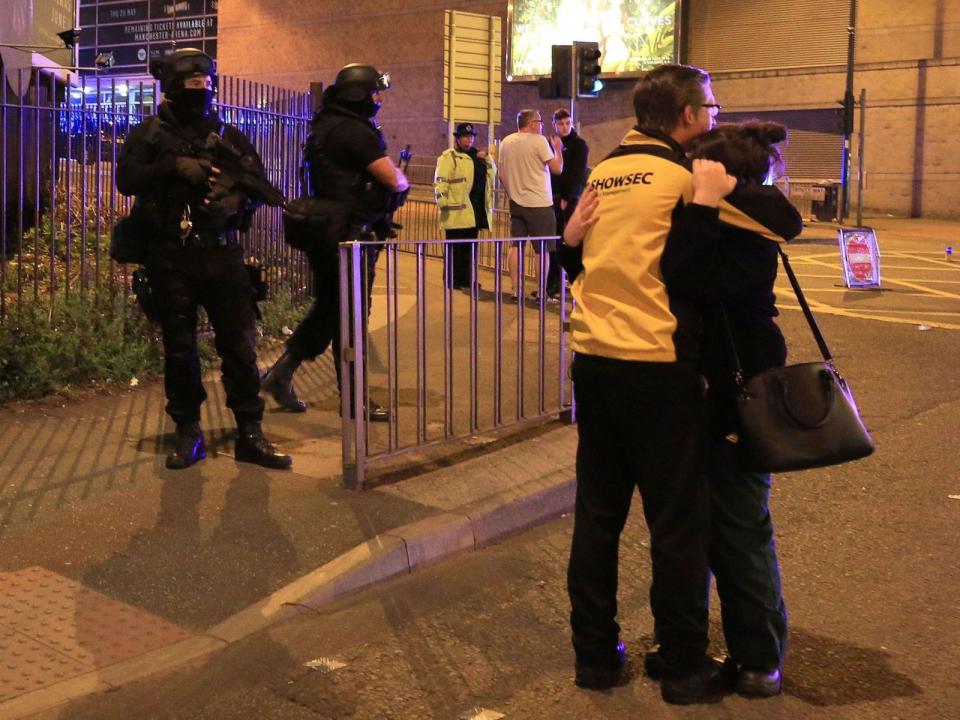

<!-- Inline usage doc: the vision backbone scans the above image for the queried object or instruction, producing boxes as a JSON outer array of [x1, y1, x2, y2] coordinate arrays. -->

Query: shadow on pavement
[[80, 466, 299, 630], [783, 626, 921, 706]]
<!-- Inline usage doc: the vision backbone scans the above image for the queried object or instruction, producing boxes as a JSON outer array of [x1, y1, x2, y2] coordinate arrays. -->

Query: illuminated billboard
[[77, 0, 218, 76], [507, 0, 679, 80]]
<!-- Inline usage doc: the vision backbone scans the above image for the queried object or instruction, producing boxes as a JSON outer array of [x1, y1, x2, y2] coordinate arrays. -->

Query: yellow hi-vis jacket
[[433, 148, 496, 230], [569, 128, 798, 363]]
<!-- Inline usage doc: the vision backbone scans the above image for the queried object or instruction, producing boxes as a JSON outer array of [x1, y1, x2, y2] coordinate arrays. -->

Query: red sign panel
[[838, 228, 881, 289]]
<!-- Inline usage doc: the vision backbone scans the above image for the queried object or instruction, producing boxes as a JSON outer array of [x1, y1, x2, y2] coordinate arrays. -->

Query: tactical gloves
[[175, 157, 214, 185]]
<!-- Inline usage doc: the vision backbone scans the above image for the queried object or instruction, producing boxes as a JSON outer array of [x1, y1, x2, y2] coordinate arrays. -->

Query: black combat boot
[[166, 421, 206, 470], [235, 420, 293, 470], [261, 350, 306, 412]]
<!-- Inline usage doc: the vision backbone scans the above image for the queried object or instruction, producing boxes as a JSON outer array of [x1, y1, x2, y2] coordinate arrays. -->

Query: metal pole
[[839, 0, 857, 223], [856, 87, 866, 228]]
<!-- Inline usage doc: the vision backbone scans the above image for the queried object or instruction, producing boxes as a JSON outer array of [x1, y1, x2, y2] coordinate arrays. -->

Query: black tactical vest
[[304, 106, 391, 227]]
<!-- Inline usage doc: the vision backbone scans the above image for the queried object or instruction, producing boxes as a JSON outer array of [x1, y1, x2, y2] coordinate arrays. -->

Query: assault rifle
[[200, 131, 286, 208]]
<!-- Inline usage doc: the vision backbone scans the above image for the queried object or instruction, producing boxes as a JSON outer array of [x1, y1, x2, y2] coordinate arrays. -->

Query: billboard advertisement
[[77, 0, 218, 76], [507, 0, 678, 80]]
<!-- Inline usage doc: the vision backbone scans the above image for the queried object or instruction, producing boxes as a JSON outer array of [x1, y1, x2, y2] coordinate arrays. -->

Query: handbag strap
[[719, 305, 748, 395], [777, 246, 833, 362], [719, 245, 834, 394]]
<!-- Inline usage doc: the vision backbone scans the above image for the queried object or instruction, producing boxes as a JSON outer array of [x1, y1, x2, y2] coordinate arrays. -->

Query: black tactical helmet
[[150, 48, 217, 93], [332, 64, 390, 102]]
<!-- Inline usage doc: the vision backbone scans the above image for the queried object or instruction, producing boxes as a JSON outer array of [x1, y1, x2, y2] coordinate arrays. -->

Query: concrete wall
[[219, 0, 960, 218]]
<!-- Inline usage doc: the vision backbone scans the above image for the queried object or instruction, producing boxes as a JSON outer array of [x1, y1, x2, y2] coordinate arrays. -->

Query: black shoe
[[366, 401, 390, 423], [575, 641, 627, 690], [661, 657, 725, 705], [166, 422, 206, 470], [643, 649, 667, 680], [722, 658, 782, 696], [262, 351, 307, 412], [235, 422, 292, 470]]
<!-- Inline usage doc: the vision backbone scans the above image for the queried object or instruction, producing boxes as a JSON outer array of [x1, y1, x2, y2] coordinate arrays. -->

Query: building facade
[[214, 0, 957, 218]]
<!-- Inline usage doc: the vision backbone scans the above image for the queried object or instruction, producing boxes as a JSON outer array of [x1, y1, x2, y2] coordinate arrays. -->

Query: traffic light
[[551, 44, 572, 99], [574, 41, 602, 98]]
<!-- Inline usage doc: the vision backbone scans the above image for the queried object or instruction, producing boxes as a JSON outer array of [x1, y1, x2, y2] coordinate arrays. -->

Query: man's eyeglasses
[[701, 103, 723, 115]]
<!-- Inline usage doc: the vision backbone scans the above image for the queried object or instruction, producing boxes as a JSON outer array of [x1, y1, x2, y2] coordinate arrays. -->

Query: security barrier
[[338, 235, 573, 489]]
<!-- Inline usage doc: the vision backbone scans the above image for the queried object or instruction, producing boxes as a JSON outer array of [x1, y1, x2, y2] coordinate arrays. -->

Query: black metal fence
[[0, 68, 312, 323]]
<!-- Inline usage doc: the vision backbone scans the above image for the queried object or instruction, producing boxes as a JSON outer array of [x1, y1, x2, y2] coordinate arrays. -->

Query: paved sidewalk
[[0, 351, 578, 719]]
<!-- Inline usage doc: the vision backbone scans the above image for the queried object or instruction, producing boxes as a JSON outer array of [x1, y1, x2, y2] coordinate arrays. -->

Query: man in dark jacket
[[261, 64, 409, 421], [547, 108, 589, 298], [116, 48, 291, 471]]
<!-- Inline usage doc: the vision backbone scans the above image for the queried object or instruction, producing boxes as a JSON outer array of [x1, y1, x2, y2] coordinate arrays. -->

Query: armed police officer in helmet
[[264, 63, 409, 421], [116, 48, 292, 470]]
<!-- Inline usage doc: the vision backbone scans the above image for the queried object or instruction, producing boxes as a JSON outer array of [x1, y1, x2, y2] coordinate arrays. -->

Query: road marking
[[778, 302, 960, 330], [885, 252, 958, 269], [879, 276, 960, 299], [876, 264, 960, 273], [797, 256, 960, 299]]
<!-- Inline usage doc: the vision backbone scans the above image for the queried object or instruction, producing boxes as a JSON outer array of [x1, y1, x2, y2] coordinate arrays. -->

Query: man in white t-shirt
[[497, 109, 563, 298]]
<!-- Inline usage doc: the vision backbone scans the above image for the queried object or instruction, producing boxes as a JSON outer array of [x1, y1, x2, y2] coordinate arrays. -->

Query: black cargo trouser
[[444, 227, 479, 289], [547, 195, 577, 293], [707, 437, 788, 671], [568, 353, 711, 670], [148, 242, 263, 427], [287, 239, 380, 398]]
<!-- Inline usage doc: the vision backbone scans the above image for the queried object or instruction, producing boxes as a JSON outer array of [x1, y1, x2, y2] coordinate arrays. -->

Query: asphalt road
[[22, 229, 960, 719]]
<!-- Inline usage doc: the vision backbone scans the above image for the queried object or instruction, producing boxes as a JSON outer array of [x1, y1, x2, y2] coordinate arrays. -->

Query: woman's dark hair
[[687, 121, 787, 184]]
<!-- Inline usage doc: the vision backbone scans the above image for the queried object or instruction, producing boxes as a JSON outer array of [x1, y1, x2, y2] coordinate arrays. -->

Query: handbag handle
[[775, 371, 837, 428], [720, 246, 834, 394]]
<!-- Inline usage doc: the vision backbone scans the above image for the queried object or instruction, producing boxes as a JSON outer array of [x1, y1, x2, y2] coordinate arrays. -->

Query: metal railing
[[0, 68, 311, 323], [338, 235, 573, 489]]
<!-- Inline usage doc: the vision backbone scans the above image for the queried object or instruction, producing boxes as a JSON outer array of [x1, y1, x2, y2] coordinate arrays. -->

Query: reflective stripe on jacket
[[433, 148, 496, 230]]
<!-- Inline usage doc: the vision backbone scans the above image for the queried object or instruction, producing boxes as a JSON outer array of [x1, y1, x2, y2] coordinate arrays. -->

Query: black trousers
[[568, 353, 710, 669], [444, 227, 478, 288], [547, 196, 578, 293], [287, 243, 380, 396], [708, 437, 788, 670], [149, 244, 263, 427]]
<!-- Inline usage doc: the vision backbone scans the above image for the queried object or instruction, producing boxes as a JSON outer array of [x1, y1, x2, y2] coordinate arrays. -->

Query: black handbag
[[722, 247, 875, 473]]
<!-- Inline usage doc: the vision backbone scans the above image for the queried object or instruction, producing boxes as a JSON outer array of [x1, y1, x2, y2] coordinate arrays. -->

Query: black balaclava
[[335, 94, 380, 119], [169, 85, 214, 125]]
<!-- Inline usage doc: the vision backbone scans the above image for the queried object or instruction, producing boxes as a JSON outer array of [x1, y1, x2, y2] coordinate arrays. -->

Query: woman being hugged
[[661, 121, 802, 697]]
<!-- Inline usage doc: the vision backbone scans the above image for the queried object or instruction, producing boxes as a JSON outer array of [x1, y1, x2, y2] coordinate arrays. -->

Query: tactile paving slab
[[0, 566, 193, 702], [0, 628, 91, 701]]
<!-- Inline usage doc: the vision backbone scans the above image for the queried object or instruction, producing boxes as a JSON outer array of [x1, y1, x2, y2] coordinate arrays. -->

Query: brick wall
[[219, 0, 960, 218]]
